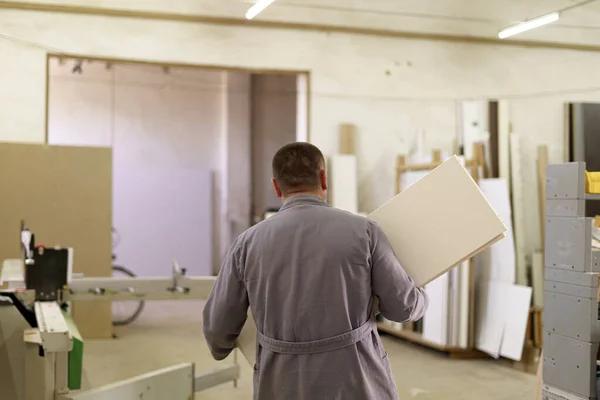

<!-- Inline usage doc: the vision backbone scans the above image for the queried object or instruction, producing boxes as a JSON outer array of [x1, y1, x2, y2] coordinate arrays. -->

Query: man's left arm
[[202, 240, 249, 360]]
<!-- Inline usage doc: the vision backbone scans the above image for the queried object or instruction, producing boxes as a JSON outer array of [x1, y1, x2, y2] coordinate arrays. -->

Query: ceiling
[[234, 0, 600, 47], [3, 0, 600, 48]]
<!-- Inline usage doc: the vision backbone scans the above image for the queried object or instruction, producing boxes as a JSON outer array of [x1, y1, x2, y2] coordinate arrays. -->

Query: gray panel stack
[[543, 162, 600, 400]]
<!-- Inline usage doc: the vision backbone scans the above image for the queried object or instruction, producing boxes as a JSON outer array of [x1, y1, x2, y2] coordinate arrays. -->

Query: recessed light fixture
[[498, 12, 560, 39], [245, 0, 277, 20]]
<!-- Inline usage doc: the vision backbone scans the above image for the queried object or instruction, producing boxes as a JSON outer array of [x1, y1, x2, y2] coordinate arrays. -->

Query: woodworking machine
[[0, 225, 237, 400]]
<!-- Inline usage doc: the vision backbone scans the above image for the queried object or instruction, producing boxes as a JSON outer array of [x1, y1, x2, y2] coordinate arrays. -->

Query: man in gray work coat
[[203, 142, 429, 400]]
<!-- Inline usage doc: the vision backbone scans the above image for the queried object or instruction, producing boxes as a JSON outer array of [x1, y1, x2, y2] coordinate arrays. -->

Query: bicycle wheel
[[112, 265, 145, 326]]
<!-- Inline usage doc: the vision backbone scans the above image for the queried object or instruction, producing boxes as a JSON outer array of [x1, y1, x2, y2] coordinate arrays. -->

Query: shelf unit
[[542, 162, 600, 400]]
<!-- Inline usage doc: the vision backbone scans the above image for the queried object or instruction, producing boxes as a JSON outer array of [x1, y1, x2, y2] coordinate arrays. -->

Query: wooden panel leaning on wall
[[0, 143, 113, 339]]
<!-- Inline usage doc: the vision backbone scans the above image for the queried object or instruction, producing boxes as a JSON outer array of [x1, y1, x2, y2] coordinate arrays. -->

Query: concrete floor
[[82, 301, 535, 399]]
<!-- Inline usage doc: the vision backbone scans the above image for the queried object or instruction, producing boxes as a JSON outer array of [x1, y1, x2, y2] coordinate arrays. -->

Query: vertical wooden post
[[474, 146, 480, 179], [395, 155, 406, 195], [533, 350, 543, 400], [468, 143, 485, 347], [563, 103, 571, 163], [339, 124, 356, 155], [432, 149, 442, 164]]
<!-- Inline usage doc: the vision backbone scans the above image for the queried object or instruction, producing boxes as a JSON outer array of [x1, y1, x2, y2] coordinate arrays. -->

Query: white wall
[[3, 7, 600, 257], [48, 59, 226, 275], [49, 60, 224, 168], [251, 74, 298, 215]]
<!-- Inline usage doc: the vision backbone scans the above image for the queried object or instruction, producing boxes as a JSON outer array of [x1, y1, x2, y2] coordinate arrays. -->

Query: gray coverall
[[203, 194, 429, 399]]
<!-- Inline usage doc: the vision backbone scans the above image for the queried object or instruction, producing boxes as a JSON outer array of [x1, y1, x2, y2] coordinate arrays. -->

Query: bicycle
[[111, 227, 145, 326]]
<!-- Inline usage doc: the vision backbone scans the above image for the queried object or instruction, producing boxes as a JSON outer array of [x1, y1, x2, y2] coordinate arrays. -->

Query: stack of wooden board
[[237, 156, 507, 365]]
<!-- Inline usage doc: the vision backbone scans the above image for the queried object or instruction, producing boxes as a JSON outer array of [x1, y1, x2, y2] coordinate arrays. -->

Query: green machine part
[[62, 311, 84, 390]]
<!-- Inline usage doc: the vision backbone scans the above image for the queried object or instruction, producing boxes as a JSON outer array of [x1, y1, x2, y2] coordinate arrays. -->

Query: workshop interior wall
[[4, 7, 600, 262], [0, 143, 113, 339]]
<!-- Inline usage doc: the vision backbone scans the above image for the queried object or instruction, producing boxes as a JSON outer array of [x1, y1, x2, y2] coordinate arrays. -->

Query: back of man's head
[[272, 142, 325, 197]]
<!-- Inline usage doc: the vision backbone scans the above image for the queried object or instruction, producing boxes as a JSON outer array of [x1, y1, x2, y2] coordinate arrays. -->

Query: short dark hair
[[272, 142, 325, 195]]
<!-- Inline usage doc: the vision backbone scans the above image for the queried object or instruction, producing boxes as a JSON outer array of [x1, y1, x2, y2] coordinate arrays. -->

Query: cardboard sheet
[[475, 281, 532, 360], [328, 155, 358, 214], [499, 284, 532, 361], [475, 281, 505, 358], [239, 156, 506, 365], [476, 179, 516, 283], [238, 311, 257, 365], [422, 274, 448, 346]]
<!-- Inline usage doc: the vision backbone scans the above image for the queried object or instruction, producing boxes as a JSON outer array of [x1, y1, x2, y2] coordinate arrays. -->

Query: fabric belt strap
[[257, 316, 376, 355]]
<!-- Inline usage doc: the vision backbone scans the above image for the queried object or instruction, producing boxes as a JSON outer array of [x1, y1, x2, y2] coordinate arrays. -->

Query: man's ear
[[320, 169, 328, 191], [272, 178, 283, 198]]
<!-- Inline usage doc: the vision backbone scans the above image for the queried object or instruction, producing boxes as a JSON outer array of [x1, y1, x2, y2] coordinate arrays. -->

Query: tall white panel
[[328, 154, 358, 214]]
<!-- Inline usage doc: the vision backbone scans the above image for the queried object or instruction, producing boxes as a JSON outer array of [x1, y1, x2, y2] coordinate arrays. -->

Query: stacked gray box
[[543, 162, 600, 400]]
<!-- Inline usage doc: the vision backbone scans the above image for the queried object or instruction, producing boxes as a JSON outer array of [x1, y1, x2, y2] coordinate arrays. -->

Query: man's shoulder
[[238, 206, 372, 240], [284, 204, 371, 230], [326, 207, 370, 225]]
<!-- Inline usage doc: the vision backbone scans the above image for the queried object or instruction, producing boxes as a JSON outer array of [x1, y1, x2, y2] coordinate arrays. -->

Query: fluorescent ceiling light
[[246, 0, 277, 20], [498, 12, 560, 39]]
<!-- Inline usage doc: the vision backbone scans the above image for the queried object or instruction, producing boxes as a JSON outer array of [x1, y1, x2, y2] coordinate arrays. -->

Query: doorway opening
[[46, 56, 309, 277]]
